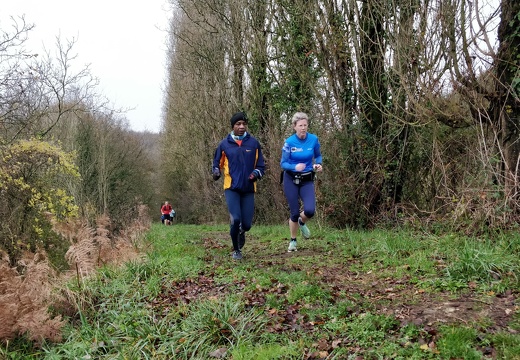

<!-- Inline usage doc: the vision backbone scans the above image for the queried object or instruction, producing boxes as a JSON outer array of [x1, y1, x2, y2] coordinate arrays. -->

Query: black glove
[[212, 168, 221, 181], [248, 169, 262, 182]]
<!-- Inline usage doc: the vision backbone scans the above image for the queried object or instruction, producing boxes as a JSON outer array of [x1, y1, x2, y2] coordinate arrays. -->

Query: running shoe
[[288, 240, 297, 252], [298, 217, 311, 239], [232, 250, 243, 260]]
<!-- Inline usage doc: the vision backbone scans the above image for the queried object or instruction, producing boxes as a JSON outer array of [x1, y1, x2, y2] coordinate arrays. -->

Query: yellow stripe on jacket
[[219, 149, 260, 191]]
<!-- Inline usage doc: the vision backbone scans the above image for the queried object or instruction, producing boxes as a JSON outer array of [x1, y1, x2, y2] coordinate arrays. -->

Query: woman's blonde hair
[[291, 112, 309, 126]]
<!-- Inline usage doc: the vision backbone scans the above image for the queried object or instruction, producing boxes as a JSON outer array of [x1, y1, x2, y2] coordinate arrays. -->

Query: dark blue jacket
[[213, 133, 265, 193]]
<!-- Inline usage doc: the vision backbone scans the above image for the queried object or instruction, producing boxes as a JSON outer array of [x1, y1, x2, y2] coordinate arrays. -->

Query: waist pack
[[283, 170, 315, 185]]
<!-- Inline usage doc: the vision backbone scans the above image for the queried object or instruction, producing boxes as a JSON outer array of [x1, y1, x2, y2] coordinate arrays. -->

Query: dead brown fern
[[64, 223, 97, 278], [0, 209, 151, 345], [118, 204, 152, 250], [94, 214, 113, 267], [94, 213, 141, 266], [0, 250, 21, 340], [0, 250, 64, 344], [116, 206, 151, 262], [64, 213, 148, 281]]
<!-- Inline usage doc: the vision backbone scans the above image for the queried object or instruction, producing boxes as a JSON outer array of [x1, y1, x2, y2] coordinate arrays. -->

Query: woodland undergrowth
[[0, 205, 151, 345]]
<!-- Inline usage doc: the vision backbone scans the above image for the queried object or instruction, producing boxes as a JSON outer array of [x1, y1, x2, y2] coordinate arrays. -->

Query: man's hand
[[248, 169, 262, 182], [212, 168, 221, 181]]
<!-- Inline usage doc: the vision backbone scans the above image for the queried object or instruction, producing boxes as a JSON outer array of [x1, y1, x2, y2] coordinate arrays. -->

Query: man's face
[[233, 120, 247, 136]]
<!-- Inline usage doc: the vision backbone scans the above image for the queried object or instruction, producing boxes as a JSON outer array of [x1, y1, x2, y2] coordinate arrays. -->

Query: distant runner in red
[[161, 201, 173, 225]]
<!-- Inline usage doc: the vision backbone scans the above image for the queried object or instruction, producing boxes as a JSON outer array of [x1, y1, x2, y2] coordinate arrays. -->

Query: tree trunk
[[495, 0, 520, 199], [358, 0, 387, 215]]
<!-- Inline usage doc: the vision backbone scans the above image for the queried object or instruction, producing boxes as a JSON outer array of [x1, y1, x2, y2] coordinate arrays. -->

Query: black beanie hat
[[230, 111, 247, 128]]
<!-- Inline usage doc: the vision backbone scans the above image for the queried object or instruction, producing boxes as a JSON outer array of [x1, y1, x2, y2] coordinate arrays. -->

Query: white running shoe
[[298, 217, 311, 239], [288, 240, 297, 252]]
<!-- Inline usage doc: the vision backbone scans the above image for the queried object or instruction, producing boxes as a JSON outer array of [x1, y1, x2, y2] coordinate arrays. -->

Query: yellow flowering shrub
[[0, 139, 80, 266]]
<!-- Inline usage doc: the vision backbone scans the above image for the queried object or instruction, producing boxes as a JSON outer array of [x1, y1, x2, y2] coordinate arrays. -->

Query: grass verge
[[2, 223, 520, 359]]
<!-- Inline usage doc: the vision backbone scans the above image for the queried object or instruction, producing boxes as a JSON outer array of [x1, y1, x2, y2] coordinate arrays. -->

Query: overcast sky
[[2, 0, 170, 133]]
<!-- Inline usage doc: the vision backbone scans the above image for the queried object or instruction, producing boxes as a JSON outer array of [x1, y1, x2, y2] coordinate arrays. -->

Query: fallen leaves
[[142, 238, 519, 359]]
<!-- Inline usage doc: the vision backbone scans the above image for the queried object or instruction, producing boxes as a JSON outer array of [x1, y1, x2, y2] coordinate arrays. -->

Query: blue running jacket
[[213, 133, 266, 193]]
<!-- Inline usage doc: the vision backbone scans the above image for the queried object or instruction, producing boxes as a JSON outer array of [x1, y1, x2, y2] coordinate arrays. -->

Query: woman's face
[[293, 119, 308, 139], [233, 120, 247, 136]]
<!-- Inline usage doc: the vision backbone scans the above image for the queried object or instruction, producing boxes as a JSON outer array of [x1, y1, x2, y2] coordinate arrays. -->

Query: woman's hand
[[295, 163, 306, 171], [313, 164, 323, 172]]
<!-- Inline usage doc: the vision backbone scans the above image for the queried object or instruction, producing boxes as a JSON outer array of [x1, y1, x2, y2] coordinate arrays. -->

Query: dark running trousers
[[283, 171, 316, 223], [225, 189, 255, 251]]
